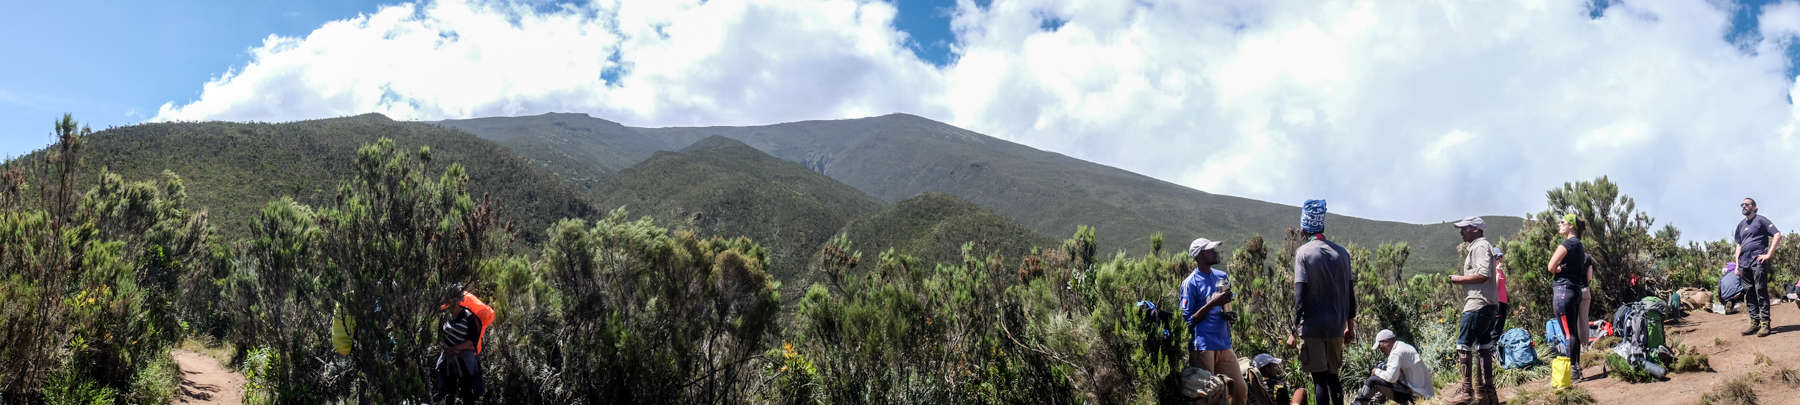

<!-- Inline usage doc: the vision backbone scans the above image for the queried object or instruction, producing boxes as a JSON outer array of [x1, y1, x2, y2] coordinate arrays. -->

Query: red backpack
[[450, 292, 495, 353]]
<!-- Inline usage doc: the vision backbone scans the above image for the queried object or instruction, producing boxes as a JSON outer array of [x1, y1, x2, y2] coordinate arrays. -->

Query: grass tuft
[[1591, 336, 1622, 352], [1671, 343, 1714, 373], [1509, 385, 1597, 405], [1700, 372, 1762, 405], [1495, 364, 1550, 388], [180, 336, 238, 366], [1605, 353, 1656, 383], [1776, 367, 1800, 388], [126, 351, 179, 404], [1754, 352, 1774, 367]]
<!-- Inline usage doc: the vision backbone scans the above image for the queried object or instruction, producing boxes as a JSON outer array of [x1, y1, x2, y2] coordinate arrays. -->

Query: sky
[[3, 0, 1799, 243]]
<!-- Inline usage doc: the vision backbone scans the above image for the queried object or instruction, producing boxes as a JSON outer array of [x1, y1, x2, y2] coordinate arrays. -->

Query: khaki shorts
[[1298, 336, 1345, 373]]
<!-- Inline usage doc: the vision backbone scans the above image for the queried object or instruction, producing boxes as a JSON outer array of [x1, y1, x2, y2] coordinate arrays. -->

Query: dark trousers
[[1354, 376, 1414, 404], [1488, 302, 1510, 344], [434, 350, 483, 404], [1312, 371, 1344, 405], [1745, 261, 1771, 323], [1456, 305, 1497, 351], [1553, 285, 1581, 362]]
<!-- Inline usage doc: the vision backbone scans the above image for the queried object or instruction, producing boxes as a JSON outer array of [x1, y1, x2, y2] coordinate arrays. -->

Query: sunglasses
[[1741, 203, 1755, 207]]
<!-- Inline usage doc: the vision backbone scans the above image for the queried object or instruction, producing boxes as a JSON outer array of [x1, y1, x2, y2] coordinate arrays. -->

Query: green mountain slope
[[437, 113, 698, 192], [840, 192, 1056, 265], [446, 113, 1521, 274], [11, 114, 594, 242], [589, 135, 886, 283]]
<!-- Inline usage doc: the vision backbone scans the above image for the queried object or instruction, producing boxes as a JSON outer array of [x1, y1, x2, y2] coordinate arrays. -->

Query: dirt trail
[[1556, 300, 1800, 403], [172, 349, 245, 405]]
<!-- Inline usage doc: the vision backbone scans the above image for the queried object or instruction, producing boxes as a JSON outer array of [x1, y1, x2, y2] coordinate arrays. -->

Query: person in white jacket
[[1353, 330, 1434, 404]]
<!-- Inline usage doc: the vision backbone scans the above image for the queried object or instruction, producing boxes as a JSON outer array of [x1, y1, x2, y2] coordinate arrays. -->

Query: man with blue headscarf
[[1286, 199, 1354, 405]]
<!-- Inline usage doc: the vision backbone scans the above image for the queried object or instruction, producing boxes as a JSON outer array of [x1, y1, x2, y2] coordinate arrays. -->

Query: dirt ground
[[1543, 300, 1800, 404], [172, 349, 245, 405]]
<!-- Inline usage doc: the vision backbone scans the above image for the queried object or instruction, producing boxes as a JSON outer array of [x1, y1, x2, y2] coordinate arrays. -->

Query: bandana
[[1300, 199, 1327, 234]]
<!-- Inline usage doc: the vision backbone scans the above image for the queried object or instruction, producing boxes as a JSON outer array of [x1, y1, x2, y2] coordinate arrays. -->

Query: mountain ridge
[[442, 112, 1522, 273]]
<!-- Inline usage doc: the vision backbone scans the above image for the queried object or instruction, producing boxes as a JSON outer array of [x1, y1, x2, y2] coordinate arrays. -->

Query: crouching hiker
[[1182, 237, 1247, 405], [1353, 330, 1434, 405], [435, 285, 494, 404]]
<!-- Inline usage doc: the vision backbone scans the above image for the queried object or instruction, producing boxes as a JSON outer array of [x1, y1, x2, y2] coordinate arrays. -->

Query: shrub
[[1604, 354, 1654, 383], [240, 346, 278, 405], [41, 359, 116, 405], [125, 352, 178, 404]]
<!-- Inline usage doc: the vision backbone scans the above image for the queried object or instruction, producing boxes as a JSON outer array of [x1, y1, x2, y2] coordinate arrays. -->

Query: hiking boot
[[1743, 321, 1761, 336], [1478, 349, 1500, 405], [1446, 351, 1474, 405], [1440, 383, 1472, 405], [1759, 321, 1773, 337]]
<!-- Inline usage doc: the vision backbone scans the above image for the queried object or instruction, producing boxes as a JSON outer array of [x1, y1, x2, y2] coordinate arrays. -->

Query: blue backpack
[[1499, 327, 1541, 369], [1545, 318, 1570, 357]]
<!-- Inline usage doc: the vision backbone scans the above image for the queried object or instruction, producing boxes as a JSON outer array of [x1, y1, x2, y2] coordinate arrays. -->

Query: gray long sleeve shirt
[[1293, 238, 1354, 337]]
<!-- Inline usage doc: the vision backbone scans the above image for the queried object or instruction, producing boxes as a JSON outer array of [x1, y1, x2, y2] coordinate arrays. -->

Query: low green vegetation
[[3, 114, 1798, 402], [1671, 342, 1714, 373], [1509, 385, 1598, 405], [1605, 354, 1656, 383], [1700, 373, 1761, 405]]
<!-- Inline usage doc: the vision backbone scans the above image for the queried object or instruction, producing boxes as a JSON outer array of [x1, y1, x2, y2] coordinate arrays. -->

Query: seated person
[[1353, 330, 1434, 405], [1240, 353, 1305, 405]]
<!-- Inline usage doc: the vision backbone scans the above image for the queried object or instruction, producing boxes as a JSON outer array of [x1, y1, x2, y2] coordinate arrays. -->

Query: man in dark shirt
[[1735, 198, 1783, 337], [1287, 199, 1354, 405], [434, 286, 485, 404]]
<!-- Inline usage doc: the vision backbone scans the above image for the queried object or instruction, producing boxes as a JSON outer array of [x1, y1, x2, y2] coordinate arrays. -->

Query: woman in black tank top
[[1544, 214, 1588, 380]]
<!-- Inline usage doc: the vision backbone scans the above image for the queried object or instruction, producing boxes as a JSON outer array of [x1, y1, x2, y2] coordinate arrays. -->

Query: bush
[[41, 360, 116, 405], [240, 346, 278, 405], [1, 116, 211, 402], [125, 351, 178, 404]]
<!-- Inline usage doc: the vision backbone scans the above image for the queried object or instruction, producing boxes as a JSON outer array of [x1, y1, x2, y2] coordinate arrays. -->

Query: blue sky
[[0, 0, 1786, 158], [0, 0, 392, 158], [0, 0, 963, 158], [4, 0, 1800, 240]]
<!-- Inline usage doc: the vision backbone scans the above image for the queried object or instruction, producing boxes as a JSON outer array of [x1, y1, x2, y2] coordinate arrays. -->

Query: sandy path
[[172, 349, 245, 405], [1558, 299, 1800, 403]]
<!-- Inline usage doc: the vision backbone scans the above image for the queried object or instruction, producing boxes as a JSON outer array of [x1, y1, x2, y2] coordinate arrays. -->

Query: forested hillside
[[446, 113, 1521, 274], [20, 113, 593, 241]]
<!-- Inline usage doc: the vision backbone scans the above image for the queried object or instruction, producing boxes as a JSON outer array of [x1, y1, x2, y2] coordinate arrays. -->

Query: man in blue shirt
[[1182, 237, 1245, 405], [1735, 198, 1783, 337]]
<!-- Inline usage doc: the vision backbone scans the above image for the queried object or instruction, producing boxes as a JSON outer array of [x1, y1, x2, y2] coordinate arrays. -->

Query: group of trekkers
[[408, 198, 1784, 404], [1176, 198, 1783, 405]]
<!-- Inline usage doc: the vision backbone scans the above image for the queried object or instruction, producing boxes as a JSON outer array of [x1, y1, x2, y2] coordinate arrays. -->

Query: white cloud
[[154, 0, 1800, 242], [154, 0, 945, 126]]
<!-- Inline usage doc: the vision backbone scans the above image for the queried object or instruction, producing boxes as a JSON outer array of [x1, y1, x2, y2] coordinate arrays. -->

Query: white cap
[[1452, 216, 1486, 231], [1372, 329, 1397, 351], [1188, 238, 1222, 258]]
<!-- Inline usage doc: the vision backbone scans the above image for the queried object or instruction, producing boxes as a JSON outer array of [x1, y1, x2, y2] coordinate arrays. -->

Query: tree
[[1, 115, 210, 402], [1544, 176, 1657, 311]]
